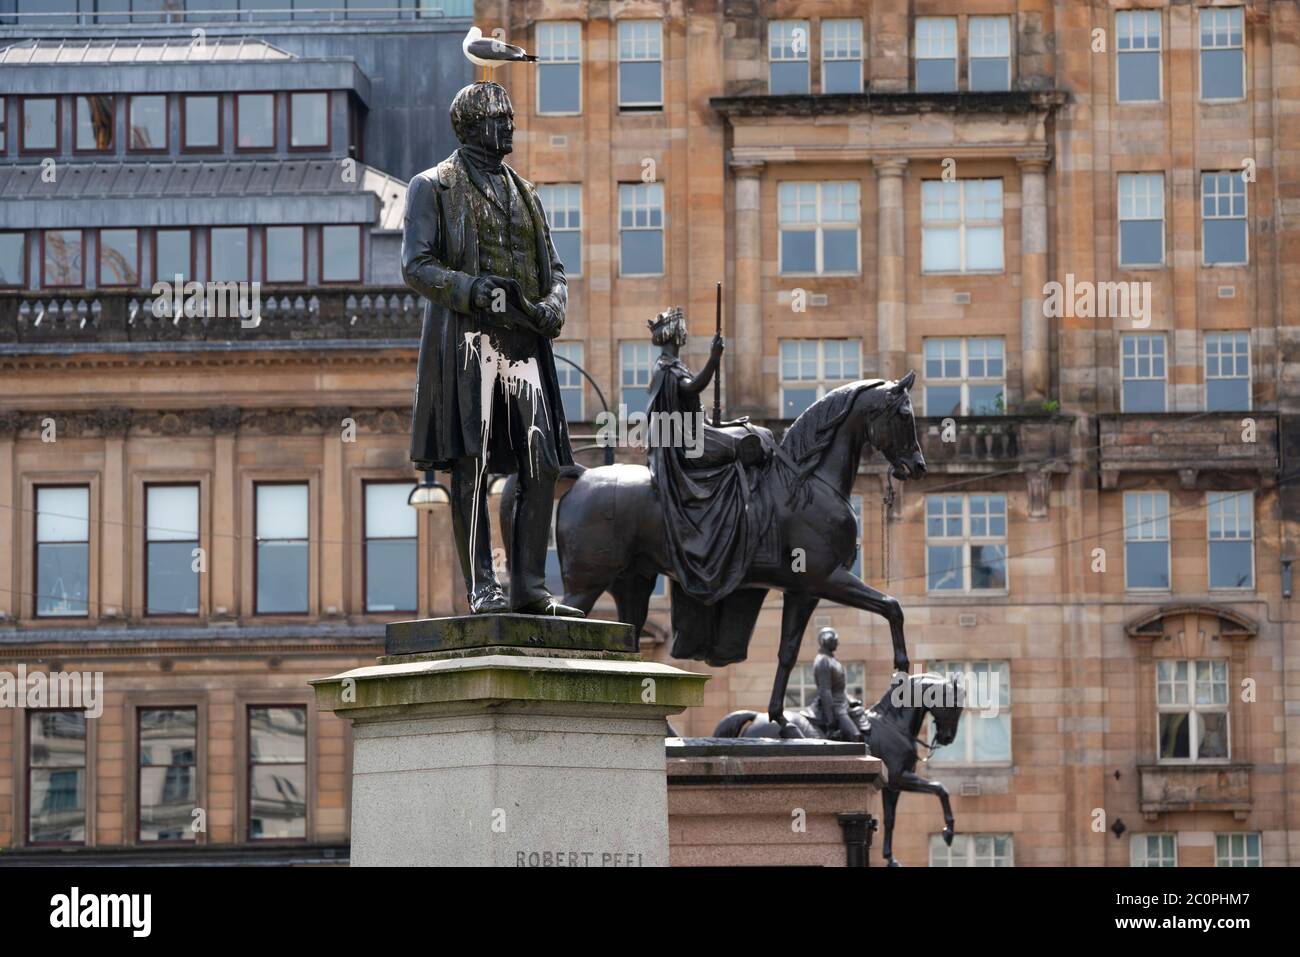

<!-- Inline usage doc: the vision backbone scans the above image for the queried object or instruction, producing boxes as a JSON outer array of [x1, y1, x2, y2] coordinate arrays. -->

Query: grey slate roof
[[0, 37, 294, 64], [0, 159, 408, 230]]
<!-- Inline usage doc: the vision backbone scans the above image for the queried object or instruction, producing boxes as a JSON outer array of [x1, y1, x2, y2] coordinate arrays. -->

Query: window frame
[[967, 15, 1012, 92], [1200, 170, 1249, 267], [538, 183, 582, 278], [287, 90, 330, 151], [1131, 832, 1178, 867], [1215, 832, 1261, 867], [930, 832, 1014, 867], [618, 182, 665, 277], [778, 338, 863, 419], [769, 19, 812, 95], [263, 224, 308, 285], [143, 481, 201, 618], [1115, 9, 1163, 104], [923, 337, 1006, 416], [1155, 658, 1231, 764], [136, 705, 199, 845], [127, 93, 169, 154], [207, 226, 251, 284], [552, 340, 586, 422], [924, 493, 1009, 594], [1206, 490, 1254, 591], [777, 180, 862, 276], [1198, 6, 1246, 103], [245, 703, 309, 843], [181, 94, 223, 153], [319, 224, 363, 284], [920, 178, 1005, 274], [25, 709, 88, 847], [1118, 172, 1166, 269], [0, 231, 28, 289], [40, 228, 84, 289], [96, 226, 141, 288], [19, 96, 60, 155], [535, 21, 583, 117], [914, 16, 958, 92], [361, 479, 419, 615], [820, 18, 864, 94], [928, 659, 1013, 766], [234, 92, 276, 153], [73, 93, 116, 154], [1123, 489, 1171, 591], [1120, 333, 1168, 413], [34, 483, 91, 619], [1204, 330, 1251, 411], [253, 480, 310, 617], [154, 227, 194, 286], [617, 19, 664, 111], [619, 340, 657, 415]]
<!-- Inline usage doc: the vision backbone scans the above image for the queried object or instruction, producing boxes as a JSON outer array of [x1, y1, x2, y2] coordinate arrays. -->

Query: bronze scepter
[[712, 281, 722, 427]]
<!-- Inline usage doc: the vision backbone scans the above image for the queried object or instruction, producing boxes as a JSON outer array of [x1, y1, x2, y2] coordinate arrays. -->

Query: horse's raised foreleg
[[816, 567, 909, 673], [769, 592, 819, 727], [899, 769, 954, 848], [881, 786, 901, 866]]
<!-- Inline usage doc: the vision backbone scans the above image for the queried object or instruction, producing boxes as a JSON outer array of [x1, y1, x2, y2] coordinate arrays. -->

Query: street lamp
[[551, 352, 616, 466], [407, 469, 450, 511]]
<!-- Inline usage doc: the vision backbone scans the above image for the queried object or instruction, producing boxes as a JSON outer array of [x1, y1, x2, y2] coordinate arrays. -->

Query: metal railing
[[0, 2, 469, 28]]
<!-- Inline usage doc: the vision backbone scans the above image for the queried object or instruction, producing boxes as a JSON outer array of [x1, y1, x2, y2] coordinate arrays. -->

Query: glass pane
[[139, 709, 196, 766], [129, 96, 167, 150], [1123, 379, 1166, 412], [147, 541, 199, 615], [925, 384, 962, 417], [30, 711, 86, 767], [1119, 52, 1161, 101], [969, 58, 1009, 92], [184, 97, 220, 148], [210, 228, 248, 282], [1202, 50, 1244, 99], [290, 93, 328, 147], [99, 229, 139, 285], [970, 544, 1006, 590], [972, 712, 1011, 761], [770, 61, 810, 95], [1204, 218, 1247, 265], [823, 60, 861, 94], [1206, 377, 1249, 412], [1158, 711, 1190, 759], [928, 544, 964, 590], [236, 94, 274, 149], [43, 230, 83, 286], [619, 62, 661, 106], [0, 233, 24, 286], [968, 385, 1003, 415], [322, 226, 361, 282], [553, 230, 581, 277], [37, 543, 89, 616], [249, 707, 306, 763], [823, 229, 857, 272], [1198, 711, 1229, 758], [156, 230, 191, 282], [37, 486, 88, 542], [780, 231, 816, 273], [266, 226, 305, 282], [1120, 220, 1163, 266], [916, 59, 957, 93], [782, 387, 817, 419], [365, 483, 417, 538], [539, 63, 581, 113], [139, 766, 195, 841], [1209, 540, 1253, 588], [249, 765, 306, 839], [1125, 540, 1170, 588], [965, 226, 1004, 270], [23, 99, 57, 151], [621, 230, 663, 275], [256, 542, 308, 613], [77, 95, 114, 151], [366, 540, 417, 612], [29, 769, 86, 843]]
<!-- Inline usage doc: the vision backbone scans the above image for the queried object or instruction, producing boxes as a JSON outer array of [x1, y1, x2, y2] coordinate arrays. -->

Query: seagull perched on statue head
[[463, 26, 538, 70]]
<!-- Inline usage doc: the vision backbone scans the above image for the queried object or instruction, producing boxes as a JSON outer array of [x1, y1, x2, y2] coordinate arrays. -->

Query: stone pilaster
[[1019, 157, 1051, 406], [731, 158, 765, 414], [874, 157, 908, 380]]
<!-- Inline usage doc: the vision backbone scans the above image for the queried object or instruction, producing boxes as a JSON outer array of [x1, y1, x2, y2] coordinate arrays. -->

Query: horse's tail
[[712, 710, 759, 738]]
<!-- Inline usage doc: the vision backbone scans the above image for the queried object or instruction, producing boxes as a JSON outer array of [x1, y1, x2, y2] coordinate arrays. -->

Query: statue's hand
[[471, 275, 511, 312], [536, 303, 564, 339], [710, 334, 725, 360]]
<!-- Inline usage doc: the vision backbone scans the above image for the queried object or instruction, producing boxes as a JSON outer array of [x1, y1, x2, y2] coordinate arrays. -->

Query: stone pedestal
[[312, 614, 707, 867]]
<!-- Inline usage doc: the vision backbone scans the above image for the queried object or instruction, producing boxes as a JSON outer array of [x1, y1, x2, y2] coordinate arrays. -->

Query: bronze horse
[[713, 672, 965, 866], [544, 373, 927, 724]]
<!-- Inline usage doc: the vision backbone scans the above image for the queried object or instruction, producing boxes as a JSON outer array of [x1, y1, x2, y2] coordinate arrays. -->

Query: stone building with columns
[[0, 0, 1297, 869]]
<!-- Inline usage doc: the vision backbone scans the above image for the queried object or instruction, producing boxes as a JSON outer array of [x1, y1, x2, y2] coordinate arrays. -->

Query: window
[[255, 483, 308, 614], [36, 486, 89, 617], [1158, 659, 1229, 761], [1202, 172, 1247, 265], [1124, 491, 1169, 589], [969, 17, 1011, 91], [321, 225, 361, 283], [128, 95, 167, 150], [1121, 333, 1166, 412], [1205, 331, 1250, 410], [552, 342, 585, 421], [265, 226, 306, 283], [1215, 833, 1261, 867], [155, 229, 191, 283], [27, 711, 86, 845], [145, 484, 199, 616], [0, 95, 5, 151], [929, 660, 1011, 764], [537, 22, 582, 115], [1200, 6, 1244, 100], [183, 95, 221, 150], [538, 184, 581, 277], [546, 500, 564, 596], [42, 229, 83, 287], [1208, 491, 1253, 589], [209, 227, 249, 282], [75, 95, 114, 152], [618, 20, 663, 109], [619, 183, 664, 276], [778, 181, 860, 274], [924, 338, 1005, 416], [0, 233, 26, 287], [769, 20, 810, 94], [247, 706, 307, 840], [926, 494, 1007, 592], [915, 18, 957, 92], [138, 708, 197, 843], [621, 341, 655, 416], [821, 19, 863, 94], [236, 93, 274, 150], [364, 481, 417, 613], [784, 660, 865, 710], [1118, 173, 1165, 267], [1131, 833, 1177, 867], [931, 833, 1013, 867], [21, 97, 58, 152], [1116, 10, 1162, 102], [779, 339, 862, 418], [921, 179, 1004, 273], [98, 228, 139, 287], [289, 92, 328, 148]]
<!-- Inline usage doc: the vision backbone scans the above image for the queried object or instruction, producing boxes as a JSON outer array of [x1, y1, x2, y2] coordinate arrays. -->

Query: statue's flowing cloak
[[403, 148, 574, 474]]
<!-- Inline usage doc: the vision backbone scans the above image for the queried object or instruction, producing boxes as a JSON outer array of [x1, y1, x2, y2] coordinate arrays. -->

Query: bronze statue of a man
[[403, 81, 582, 617], [814, 627, 861, 741]]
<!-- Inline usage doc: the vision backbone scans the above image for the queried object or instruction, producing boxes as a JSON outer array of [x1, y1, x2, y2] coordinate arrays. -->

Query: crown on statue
[[647, 306, 684, 334]]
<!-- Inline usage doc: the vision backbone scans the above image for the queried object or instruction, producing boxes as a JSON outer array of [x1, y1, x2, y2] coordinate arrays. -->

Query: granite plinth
[[383, 613, 637, 658]]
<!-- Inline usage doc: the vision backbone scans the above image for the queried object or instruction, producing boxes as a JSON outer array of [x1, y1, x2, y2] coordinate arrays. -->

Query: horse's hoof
[[886, 858, 903, 867], [894, 658, 910, 673], [942, 826, 955, 846], [779, 723, 804, 739]]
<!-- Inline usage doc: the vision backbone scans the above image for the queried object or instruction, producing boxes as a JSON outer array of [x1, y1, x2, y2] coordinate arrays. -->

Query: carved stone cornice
[[0, 405, 412, 438]]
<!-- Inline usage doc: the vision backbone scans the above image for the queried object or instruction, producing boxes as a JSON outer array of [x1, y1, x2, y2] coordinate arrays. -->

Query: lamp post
[[407, 469, 450, 511], [551, 352, 616, 466]]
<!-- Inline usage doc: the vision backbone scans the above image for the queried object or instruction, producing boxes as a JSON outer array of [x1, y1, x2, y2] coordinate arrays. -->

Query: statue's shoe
[[468, 583, 511, 614], [514, 596, 586, 618]]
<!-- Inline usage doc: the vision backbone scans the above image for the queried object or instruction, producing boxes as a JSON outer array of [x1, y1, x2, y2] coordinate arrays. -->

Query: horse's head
[[926, 674, 965, 747], [867, 371, 927, 481]]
